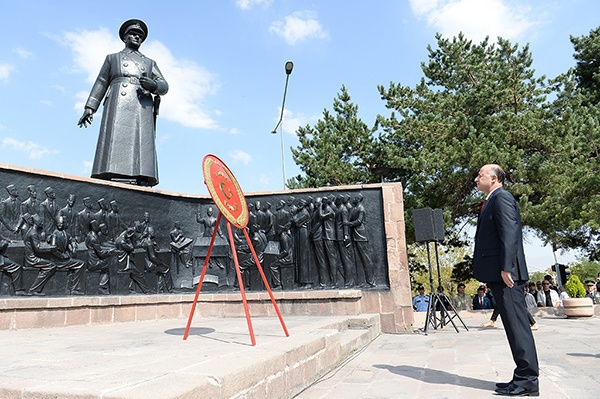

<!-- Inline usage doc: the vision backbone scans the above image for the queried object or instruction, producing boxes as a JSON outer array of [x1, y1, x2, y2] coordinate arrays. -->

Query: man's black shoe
[[495, 385, 539, 396], [496, 382, 512, 389]]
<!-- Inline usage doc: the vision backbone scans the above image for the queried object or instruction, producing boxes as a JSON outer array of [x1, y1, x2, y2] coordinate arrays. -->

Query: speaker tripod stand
[[423, 241, 468, 335]]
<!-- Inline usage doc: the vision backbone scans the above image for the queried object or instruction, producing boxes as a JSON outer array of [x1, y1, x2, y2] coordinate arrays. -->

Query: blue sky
[[1, 0, 597, 269]]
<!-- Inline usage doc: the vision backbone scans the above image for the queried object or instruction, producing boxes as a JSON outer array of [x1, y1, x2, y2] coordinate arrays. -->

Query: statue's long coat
[[85, 49, 168, 186]]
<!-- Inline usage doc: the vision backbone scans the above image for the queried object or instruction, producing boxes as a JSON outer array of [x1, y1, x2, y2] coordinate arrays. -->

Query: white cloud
[[230, 149, 252, 165], [236, 0, 273, 10], [409, 0, 535, 42], [82, 161, 93, 174], [258, 174, 270, 187], [14, 47, 33, 59], [61, 28, 219, 129], [145, 41, 220, 129], [51, 84, 66, 94], [270, 11, 329, 45], [61, 28, 120, 79], [273, 108, 311, 136], [2, 137, 58, 159], [0, 64, 14, 82], [74, 91, 89, 112]]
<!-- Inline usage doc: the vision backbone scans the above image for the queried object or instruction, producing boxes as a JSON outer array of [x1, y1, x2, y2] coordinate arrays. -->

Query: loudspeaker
[[432, 209, 444, 242], [412, 208, 445, 242]]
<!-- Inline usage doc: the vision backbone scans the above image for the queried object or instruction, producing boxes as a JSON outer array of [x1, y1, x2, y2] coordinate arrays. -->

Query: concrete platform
[[0, 314, 380, 399], [1, 310, 598, 398], [297, 312, 600, 399]]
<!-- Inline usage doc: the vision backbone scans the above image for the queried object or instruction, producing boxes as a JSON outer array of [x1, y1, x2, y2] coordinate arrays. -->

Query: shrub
[[564, 275, 586, 298]]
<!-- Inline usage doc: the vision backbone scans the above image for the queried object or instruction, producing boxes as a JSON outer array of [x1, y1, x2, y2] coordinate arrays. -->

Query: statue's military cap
[[119, 19, 148, 42]]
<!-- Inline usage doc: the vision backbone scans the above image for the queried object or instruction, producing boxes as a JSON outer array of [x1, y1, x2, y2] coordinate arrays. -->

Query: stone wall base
[[0, 289, 413, 333]]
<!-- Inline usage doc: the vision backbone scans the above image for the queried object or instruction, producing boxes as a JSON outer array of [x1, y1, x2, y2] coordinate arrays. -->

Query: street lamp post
[[272, 61, 294, 189]]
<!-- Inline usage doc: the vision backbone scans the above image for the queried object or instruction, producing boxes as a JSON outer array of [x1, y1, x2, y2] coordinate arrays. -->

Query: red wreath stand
[[183, 154, 289, 345]]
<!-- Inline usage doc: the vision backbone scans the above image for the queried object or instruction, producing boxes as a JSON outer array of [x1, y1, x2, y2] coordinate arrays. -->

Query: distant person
[[543, 274, 559, 292], [585, 280, 600, 304], [412, 285, 429, 312], [78, 19, 168, 187], [527, 281, 539, 298], [525, 285, 537, 308], [451, 283, 472, 311], [524, 286, 538, 331], [535, 281, 543, 292], [473, 285, 493, 310], [536, 279, 560, 307], [558, 286, 570, 306]]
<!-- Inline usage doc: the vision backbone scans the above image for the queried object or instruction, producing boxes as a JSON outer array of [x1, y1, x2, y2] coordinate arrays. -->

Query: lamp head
[[285, 61, 294, 75]]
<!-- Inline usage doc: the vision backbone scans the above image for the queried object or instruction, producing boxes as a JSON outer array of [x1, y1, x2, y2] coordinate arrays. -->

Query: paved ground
[[0, 311, 598, 398], [295, 313, 600, 399]]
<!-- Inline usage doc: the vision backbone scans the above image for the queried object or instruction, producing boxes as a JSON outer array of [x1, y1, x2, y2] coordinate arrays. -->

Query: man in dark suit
[[473, 164, 539, 396], [472, 285, 493, 309]]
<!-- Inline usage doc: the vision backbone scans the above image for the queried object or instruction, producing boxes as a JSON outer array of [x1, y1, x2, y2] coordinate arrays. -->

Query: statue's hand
[[139, 76, 158, 93], [78, 108, 94, 128]]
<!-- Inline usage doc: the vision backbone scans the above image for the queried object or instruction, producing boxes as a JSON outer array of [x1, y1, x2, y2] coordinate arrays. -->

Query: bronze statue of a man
[[78, 19, 168, 187]]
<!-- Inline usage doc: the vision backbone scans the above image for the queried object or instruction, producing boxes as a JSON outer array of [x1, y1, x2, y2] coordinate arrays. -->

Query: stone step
[[0, 314, 380, 399]]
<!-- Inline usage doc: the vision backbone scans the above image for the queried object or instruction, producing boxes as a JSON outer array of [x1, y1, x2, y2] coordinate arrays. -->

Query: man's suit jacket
[[473, 187, 528, 283], [472, 295, 493, 310]]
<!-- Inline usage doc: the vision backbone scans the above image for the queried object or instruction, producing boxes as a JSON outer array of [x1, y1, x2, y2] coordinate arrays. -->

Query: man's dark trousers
[[488, 280, 539, 391]]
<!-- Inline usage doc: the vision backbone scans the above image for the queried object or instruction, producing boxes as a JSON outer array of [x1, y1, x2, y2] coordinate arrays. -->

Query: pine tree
[[289, 85, 378, 188], [376, 33, 551, 238]]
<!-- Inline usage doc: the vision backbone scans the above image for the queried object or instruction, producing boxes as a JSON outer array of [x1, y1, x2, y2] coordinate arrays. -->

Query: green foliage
[[409, 242, 476, 295], [564, 275, 587, 298], [376, 33, 552, 239], [568, 260, 600, 284], [529, 69, 600, 255], [289, 85, 379, 188], [571, 27, 600, 105], [450, 255, 475, 283], [290, 29, 600, 259]]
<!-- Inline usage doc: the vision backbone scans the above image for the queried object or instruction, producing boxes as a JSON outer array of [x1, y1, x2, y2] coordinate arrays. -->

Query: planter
[[562, 297, 594, 317]]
